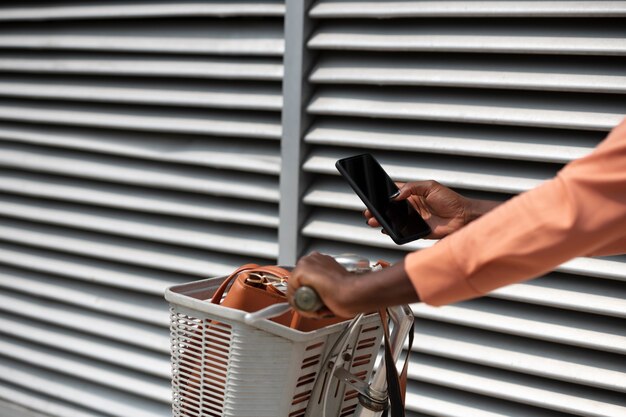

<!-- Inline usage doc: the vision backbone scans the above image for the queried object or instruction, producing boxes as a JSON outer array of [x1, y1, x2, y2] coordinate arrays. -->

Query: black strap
[[380, 309, 415, 417], [382, 336, 403, 417]]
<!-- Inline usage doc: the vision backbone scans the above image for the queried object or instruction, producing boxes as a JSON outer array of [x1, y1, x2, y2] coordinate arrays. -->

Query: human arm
[[407, 118, 626, 305], [291, 119, 626, 314], [588, 235, 626, 257], [287, 252, 418, 318]]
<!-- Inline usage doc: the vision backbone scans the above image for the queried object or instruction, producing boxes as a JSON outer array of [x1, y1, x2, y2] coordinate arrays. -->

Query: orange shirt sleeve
[[405, 118, 626, 306], [588, 236, 626, 257]]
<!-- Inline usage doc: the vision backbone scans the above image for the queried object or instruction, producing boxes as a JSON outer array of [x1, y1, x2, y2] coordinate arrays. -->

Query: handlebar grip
[[293, 286, 324, 312]]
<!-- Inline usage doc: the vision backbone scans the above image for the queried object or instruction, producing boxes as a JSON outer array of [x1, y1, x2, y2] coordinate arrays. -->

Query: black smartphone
[[336, 153, 431, 244]]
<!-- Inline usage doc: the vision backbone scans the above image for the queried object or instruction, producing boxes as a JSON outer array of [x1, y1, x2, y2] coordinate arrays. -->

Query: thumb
[[392, 185, 411, 201], [393, 180, 438, 201]]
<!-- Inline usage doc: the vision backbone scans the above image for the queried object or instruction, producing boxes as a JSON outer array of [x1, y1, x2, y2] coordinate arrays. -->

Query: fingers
[[291, 252, 332, 289], [288, 253, 316, 314], [367, 217, 381, 227], [289, 251, 322, 290], [362, 209, 386, 233], [289, 252, 337, 318], [362, 209, 381, 227], [289, 252, 358, 318]]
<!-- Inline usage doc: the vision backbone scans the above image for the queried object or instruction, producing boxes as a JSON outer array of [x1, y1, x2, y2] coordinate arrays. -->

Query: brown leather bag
[[209, 264, 347, 331]]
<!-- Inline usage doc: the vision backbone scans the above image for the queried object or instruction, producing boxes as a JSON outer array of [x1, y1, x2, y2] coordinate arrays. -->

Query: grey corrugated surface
[[0, 21, 284, 56], [0, 53, 283, 81], [308, 21, 626, 55], [309, 55, 626, 94], [310, 1, 626, 18], [0, 2, 283, 417], [0, 398, 57, 417], [305, 118, 597, 163], [305, 2, 626, 417], [0, 1, 285, 20], [1, 2, 625, 417]]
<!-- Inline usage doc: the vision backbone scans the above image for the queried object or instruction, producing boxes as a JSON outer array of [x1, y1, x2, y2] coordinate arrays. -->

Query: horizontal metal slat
[[412, 320, 626, 393], [0, 194, 279, 259], [310, 54, 626, 94], [306, 238, 412, 264], [558, 255, 626, 282], [405, 381, 570, 417], [305, 119, 597, 164], [303, 186, 371, 218], [0, 218, 261, 278], [0, 241, 179, 296], [304, 151, 554, 194], [308, 22, 626, 56], [0, 313, 169, 379], [308, 88, 626, 131], [303, 178, 365, 210], [0, 52, 283, 81], [302, 209, 432, 252], [0, 170, 278, 228], [311, 1, 626, 18], [0, 265, 168, 327], [0, 358, 169, 417], [0, 99, 281, 140], [0, 1, 284, 21], [0, 337, 169, 403], [0, 290, 168, 353], [412, 299, 626, 354], [0, 142, 280, 202], [490, 274, 626, 318], [0, 21, 284, 56], [0, 76, 282, 111], [407, 354, 626, 417], [0, 383, 104, 417], [0, 121, 281, 174]]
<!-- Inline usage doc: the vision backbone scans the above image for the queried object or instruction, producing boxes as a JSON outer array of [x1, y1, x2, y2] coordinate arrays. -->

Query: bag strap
[[210, 265, 293, 304], [379, 308, 405, 417], [377, 259, 415, 406], [376, 257, 412, 408], [210, 263, 259, 304], [255, 265, 290, 280], [398, 318, 414, 405], [375, 260, 414, 407]]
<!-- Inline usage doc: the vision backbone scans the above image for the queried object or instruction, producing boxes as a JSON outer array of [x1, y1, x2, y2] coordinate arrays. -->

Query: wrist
[[464, 198, 500, 225], [335, 262, 419, 316], [335, 273, 361, 317]]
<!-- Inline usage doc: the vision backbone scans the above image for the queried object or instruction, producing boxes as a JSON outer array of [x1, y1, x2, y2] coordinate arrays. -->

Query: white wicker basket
[[165, 275, 384, 417]]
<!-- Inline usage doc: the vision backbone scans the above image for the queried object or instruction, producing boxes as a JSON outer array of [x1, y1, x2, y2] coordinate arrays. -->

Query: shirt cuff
[[404, 238, 481, 306]]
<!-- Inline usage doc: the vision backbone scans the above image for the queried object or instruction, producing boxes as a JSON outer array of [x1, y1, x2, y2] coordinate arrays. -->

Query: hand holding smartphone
[[336, 154, 431, 244]]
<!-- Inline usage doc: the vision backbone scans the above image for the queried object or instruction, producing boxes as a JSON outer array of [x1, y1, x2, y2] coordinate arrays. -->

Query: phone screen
[[336, 154, 431, 244]]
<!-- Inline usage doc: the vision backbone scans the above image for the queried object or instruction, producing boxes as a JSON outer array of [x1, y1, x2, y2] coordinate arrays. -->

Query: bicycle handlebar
[[293, 286, 324, 312]]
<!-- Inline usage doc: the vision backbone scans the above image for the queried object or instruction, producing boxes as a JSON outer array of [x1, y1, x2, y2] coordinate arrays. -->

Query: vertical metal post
[[279, 0, 316, 265]]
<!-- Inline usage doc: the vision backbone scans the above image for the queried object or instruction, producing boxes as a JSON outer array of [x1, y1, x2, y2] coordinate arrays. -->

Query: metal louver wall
[[295, 1, 626, 417], [0, 1, 284, 417], [1, 1, 626, 417]]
